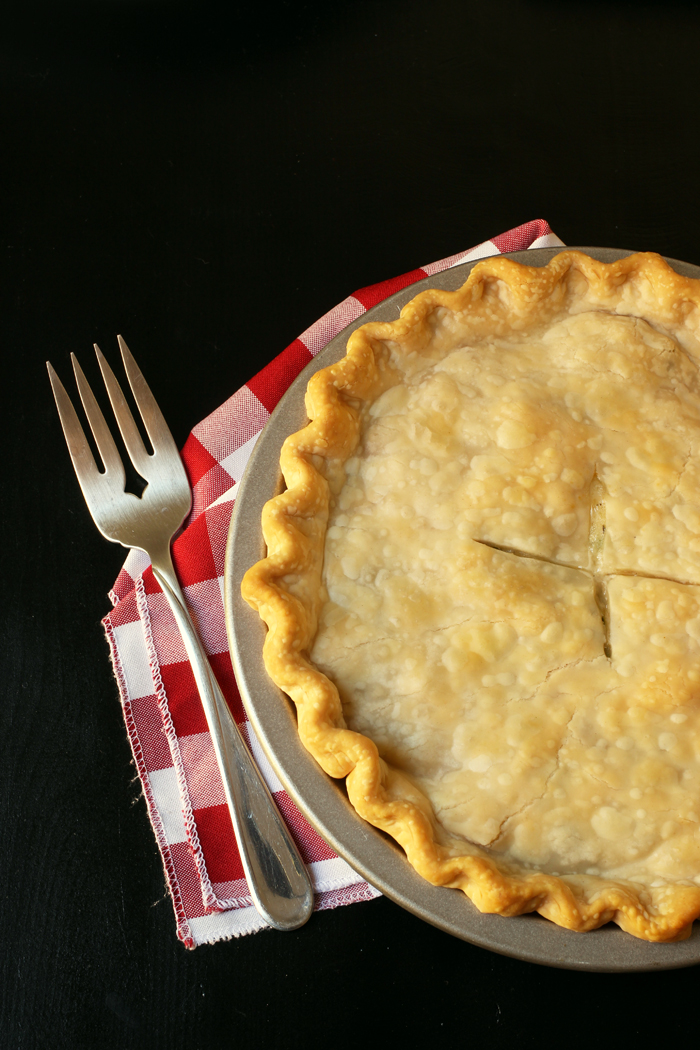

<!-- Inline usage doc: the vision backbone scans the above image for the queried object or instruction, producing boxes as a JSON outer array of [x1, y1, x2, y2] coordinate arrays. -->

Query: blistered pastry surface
[[243, 251, 700, 940], [312, 309, 700, 887]]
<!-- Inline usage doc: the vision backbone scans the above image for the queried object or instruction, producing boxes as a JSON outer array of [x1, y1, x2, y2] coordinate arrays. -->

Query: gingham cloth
[[103, 219, 565, 947]]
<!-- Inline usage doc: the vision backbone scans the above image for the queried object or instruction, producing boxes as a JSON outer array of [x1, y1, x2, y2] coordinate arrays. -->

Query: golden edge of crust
[[242, 250, 700, 942]]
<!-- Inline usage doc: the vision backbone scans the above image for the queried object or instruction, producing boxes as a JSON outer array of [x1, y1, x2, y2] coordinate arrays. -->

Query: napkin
[[103, 218, 565, 947]]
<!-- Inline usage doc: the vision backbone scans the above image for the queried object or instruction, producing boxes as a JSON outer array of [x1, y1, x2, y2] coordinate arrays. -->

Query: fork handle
[[150, 549, 314, 932]]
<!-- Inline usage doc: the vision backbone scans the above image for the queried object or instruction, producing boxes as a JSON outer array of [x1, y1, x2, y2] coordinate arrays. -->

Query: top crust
[[242, 251, 700, 942]]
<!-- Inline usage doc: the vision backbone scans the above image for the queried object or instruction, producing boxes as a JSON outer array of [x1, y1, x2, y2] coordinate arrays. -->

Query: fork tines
[[47, 337, 190, 540]]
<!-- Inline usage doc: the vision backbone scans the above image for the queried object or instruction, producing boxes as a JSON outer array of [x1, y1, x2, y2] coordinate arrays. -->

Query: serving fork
[[47, 337, 314, 931]]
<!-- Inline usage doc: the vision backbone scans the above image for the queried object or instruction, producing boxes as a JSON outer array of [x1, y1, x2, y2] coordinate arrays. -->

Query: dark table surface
[[5, 1, 700, 1046]]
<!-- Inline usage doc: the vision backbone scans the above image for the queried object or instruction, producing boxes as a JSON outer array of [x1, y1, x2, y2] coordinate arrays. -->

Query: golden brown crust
[[242, 251, 700, 941]]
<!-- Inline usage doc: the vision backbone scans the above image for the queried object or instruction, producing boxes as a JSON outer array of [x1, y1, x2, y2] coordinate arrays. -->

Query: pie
[[242, 250, 700, 941]]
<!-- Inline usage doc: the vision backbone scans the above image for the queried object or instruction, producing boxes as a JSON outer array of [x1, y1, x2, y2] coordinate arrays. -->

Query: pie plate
[[224, 246, 700, 971]]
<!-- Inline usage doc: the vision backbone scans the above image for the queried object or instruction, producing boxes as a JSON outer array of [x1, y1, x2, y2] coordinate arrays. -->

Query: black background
[[4, 1, 700, 1046]]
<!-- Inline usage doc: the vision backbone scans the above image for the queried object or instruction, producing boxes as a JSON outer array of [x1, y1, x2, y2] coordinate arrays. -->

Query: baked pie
[[242, 250, 700, 941]]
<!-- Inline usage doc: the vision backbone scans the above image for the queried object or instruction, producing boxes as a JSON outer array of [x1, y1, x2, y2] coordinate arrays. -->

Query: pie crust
[[242, 250, 700, 941]]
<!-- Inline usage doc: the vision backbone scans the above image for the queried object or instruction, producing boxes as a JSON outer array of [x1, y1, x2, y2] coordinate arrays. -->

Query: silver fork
[[47, 337, 314, 931]]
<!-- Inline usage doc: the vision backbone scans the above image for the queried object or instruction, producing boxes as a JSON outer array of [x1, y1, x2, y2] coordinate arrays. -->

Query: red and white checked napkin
[[103, 219, 564, 947]]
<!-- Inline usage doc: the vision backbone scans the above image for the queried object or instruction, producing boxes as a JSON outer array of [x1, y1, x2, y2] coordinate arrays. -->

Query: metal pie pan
[[224, 247, 700, 971]]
